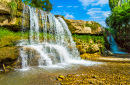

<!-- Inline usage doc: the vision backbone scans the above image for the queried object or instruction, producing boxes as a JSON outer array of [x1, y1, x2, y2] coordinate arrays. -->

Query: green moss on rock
[[0, 47, 19, 62]]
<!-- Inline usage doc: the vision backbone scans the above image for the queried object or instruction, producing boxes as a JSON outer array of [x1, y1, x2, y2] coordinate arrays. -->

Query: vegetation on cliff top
[[106, 0, 130, 52], [23, 0, 53, 12], [106, 0, 130, 36], [86, 21, 102, 32]]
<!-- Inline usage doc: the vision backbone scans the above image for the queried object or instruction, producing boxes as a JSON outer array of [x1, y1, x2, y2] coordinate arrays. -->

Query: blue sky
[[49, 0, 111, 27]]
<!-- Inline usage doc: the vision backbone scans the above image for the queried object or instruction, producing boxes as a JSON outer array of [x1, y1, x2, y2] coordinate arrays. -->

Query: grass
[[0, 27, 57, 48], [0, 27, 22, 48], [72, 34, 105, 45], [86, 22, 101, 32]]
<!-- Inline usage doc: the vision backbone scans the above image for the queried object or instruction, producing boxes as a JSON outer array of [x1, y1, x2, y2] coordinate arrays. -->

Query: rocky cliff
[[66, 19, 105, 35], [0, 0, 23, 31]]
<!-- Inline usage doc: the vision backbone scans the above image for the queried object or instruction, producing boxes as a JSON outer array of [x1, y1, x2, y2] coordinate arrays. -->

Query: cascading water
[[18, 5, 99, 70], [107, 35, 127, 54]]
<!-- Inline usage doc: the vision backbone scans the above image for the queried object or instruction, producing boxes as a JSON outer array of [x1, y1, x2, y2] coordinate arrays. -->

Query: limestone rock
[[0, 2, 11, 14], [0, 0, 12, 2], [107, 50, 114, 56], [67, 19, 105, 34]]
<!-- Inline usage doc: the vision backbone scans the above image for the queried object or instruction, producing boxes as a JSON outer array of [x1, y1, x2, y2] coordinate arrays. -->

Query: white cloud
[[52, 11, 62, 15], [88, 8, 101, 11], [57, 6, 63, 8], [98, 21, 106, 27], [87, 8, 110, 18], [102, 11, 111, 17], [79, 0, 109, 9], [92, 0, 108, 6], [90, 17, 101, 19], [79, 0, 96, 9], [86, 8, 111, 27], [74, 6, 79, 8], [65, 14, 75, 19], [67, 6, 72, 8]]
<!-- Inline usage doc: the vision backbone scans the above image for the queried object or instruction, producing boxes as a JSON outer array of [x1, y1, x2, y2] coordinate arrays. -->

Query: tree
[[106, 2, 130, 35], [109, 0, 130, 11], [23, 0, 53, 12]]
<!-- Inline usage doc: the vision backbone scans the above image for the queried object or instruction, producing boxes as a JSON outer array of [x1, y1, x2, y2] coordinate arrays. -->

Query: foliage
[[86, 22, 101, 32], [59, 15, 77, 33], [106, 2, 130, 36], [23, 0, 53, 12], [0, 27, 22, 48], [8, 1, 18, 18], [109, 0, 120, 11], [72, 34, 105, 45], [109, 0, 130, 11], [0, 27, 56, 48]]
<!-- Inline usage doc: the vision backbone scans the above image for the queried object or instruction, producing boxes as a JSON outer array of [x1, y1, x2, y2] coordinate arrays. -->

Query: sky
[[49, 0, 111, 27]]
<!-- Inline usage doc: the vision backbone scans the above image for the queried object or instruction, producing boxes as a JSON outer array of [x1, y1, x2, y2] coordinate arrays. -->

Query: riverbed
[[0, 61, 130, 85]]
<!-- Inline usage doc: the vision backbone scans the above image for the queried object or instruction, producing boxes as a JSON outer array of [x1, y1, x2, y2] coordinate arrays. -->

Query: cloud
[[65, 14, 75, 19], [87, 8, 110, 18], [88, 8, 101, 11], [92, 0, 108, 6], [79, 0, 109, 9], [67, 6, 72, 8], [79, 0, 96, 8], [86, 8, 111, 27], [74, 6, 79, 8], [57, 6, 63, 8], [102, 11, 111, 17], [98, 21, 106, 27], [90, 17, 101, 19]]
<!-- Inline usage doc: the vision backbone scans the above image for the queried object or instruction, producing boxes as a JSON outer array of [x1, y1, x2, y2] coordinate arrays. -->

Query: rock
[[67, 19, 105, 34], [107, 50, 114, 56], [0, 47, 19, 61], [82, 27, 91, 33], [76, 45, 82, 51], [0, 2, 11, 14], [0, 0, 12, 2], [58, 75, 65, 79], [57, 75, 65, 81], [79, 49, 86, 54]]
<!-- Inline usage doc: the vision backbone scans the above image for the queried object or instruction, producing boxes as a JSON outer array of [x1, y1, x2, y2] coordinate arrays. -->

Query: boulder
[[0, 2, 11, 14], [107, 50, 114, 56], [0, 1, 23, 31], [67, 19, 105, 35], [0, 0, 12, 2]]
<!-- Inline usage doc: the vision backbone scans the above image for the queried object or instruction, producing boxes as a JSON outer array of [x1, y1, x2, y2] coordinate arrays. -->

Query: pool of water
[[0, 60, 102, 85]]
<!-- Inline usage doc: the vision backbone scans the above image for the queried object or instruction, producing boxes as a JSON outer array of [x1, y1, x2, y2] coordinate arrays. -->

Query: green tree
[[23, 0, 53, 12], [106, 2, 130, 35], [109, 0, 130, 11]]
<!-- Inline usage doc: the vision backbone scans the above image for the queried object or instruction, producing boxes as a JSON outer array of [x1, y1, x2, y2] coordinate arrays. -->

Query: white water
[[107, 35, 127, 54], [18, 5, 101, 71]]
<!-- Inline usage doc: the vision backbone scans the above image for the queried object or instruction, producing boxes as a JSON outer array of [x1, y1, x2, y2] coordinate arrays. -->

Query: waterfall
[[18, 5, 99, 70], [107, 35, 126, 54]]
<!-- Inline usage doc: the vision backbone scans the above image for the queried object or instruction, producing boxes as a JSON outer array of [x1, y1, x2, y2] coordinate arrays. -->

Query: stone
[[67, 19, 105, 34], [0, 2, 11, 14], [76, 45, 82, 51], [0, 0, 12, 2], [107, 50, 114, 56], [80, 49, 86, 54]]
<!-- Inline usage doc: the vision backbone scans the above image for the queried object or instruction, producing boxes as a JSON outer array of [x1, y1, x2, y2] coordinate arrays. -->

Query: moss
[[0, 47, 19, 62], [16, 11, 22, 17], [55, 15, 77, 33], [0, 27, 22, 48], [8, 1, 18, 18], [73, 34, 105, 54], [86, 22, 101, 32]]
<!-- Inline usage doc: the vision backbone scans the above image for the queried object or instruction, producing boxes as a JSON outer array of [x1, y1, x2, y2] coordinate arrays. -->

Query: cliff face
[[0, 0, 23, 31], [67, 19, 105, 35]]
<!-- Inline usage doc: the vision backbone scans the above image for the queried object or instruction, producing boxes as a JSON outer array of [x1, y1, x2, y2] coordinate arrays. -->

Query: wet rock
[[79, 49, 86, 54], [107, 50, 114, 56]]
